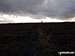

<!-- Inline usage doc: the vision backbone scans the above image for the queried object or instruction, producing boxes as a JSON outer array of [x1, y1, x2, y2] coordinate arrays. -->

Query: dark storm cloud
[[0, 0, 75, 19], [0, 0, 14, 13]]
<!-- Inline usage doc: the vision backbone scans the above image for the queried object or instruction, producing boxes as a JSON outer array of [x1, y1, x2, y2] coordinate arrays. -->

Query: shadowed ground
[[0, 24, 38, 56], [0, 23, 75, 56]]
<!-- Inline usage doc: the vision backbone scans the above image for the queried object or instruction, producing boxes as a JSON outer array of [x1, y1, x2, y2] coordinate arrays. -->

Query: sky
[[0, 0, 75, 23]]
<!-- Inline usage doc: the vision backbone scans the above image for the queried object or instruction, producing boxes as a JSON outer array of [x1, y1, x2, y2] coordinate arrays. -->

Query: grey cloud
[[0, 0, 14, 13], [0, 0, 75, 19]]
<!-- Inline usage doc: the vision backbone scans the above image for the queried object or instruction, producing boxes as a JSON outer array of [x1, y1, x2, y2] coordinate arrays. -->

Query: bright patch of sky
[[0, 14, 75, 23]]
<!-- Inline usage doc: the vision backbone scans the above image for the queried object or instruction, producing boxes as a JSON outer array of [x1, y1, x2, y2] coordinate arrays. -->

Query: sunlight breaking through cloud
[[0, 13, 75, 23]]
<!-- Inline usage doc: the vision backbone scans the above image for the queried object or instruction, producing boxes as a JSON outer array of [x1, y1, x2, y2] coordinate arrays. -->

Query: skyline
[[0, 0, 75, 23]]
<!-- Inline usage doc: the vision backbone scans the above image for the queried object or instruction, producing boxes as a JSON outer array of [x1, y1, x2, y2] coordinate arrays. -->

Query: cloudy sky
[[0, 0, 75, 23]]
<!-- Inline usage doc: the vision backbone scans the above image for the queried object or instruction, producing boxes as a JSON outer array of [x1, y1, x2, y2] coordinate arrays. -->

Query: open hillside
[[0, 23, 75, 56]]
